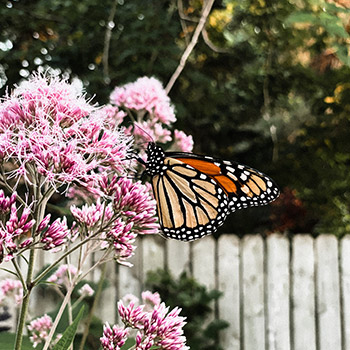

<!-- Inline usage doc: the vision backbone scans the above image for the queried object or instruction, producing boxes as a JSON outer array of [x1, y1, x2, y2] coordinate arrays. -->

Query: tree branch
[[165, 0, 216, 94], [102, 0, 119, 84]]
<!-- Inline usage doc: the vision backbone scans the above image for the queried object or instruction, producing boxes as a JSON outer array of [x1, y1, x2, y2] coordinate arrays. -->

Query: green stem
[[13, 248, 36, 350], [78, 262, 107, 350], [42, 282, 75, 350]]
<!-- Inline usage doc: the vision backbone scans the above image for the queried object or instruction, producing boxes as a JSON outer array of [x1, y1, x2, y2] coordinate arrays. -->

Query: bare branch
[[102, 0, 119, 84], [166, 0, 216, 94], [201, 27, 230, 53]]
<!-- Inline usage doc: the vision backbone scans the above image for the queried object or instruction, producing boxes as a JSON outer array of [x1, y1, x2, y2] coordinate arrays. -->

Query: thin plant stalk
[[78, 262, 107, 350]]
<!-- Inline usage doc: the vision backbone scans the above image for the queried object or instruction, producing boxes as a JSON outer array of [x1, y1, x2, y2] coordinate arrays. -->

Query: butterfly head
[[145, 142, 166, 176]]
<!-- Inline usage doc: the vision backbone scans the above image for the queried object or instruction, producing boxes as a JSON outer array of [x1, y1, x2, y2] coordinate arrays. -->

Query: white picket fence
[[2, 233, 350, 350]]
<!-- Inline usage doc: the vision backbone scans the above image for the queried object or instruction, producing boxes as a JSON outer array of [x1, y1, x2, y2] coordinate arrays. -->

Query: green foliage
[[0, 333, 33, 350], [145, 269, 229, 350], [52, 305, 85, 350]]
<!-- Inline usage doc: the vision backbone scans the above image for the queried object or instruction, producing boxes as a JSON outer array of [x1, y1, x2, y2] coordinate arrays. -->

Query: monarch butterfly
[[138, 142, 279, 242]]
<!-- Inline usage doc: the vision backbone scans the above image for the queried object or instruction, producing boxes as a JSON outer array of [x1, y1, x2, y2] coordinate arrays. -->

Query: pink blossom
[[118, 300, 148, 329], [141, 291, 161, 311], [78, 283, 94, 297], [172, 130, 194, 152], [108, 293, 189, 350], [0, 73, 133, 187], [27, 314, 53, 348], [0, 203, 35, 262], [40, 217, 70, 250], [93, 105, 127, 128], [100, 322, 128, 350], [0, 190, 16, 214], [47, 264, 78, 287], [112, 178, 159, 235], [0, 278, 23, 305], [70, 200, 113, 228], [104, 218, 137, 263], [110, 77, 176, 124]]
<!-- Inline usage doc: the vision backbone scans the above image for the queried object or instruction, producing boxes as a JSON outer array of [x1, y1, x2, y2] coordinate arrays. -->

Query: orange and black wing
[[151, 157, 230, 241], [172, 153, 280, 212], [151, 153, 279, 241]]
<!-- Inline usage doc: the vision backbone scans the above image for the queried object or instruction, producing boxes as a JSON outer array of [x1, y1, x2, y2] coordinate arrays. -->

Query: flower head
[[78, 283, 94, 297], [110, 77, 176, 124], [172, 130, 194, 152], [0, 278, 23, 305], [27, 314, 53, 348], [0, 73, 133, 188], [40, 217, 70, 250], [100, 322, 128, 350], [112, 177, 159, 235], [107, 292, 189, 350], [47, 264, 78, 287]]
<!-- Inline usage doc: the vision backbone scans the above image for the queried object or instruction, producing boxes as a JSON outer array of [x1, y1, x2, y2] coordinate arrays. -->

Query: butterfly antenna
[[133, 123, 154, 143]]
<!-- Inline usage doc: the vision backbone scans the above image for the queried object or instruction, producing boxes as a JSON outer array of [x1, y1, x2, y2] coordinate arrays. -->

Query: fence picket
[[192, 236, 216, 290], [341, 235, 350, 350], [217, 234, 240, 350], [266, 234, 290, 350], [292, 235, 316, 350], [192, 236, 216, 326], [142, 235, 165, 278], [242, 235, 265, 350], [316, 235, 342, 350], [166, 239, 191, 278]]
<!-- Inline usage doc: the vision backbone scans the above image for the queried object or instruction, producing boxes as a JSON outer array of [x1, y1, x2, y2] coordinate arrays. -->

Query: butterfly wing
[[151, 157, 230, 241], [169, 152, 280, 213]]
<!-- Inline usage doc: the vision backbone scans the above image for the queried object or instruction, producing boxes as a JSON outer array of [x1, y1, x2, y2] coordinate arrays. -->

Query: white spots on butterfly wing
[[240, 173, 247, 181], [226, 166, 236, 173]]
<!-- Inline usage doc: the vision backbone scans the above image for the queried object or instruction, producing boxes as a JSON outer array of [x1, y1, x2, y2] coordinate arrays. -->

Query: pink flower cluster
[[38, 216, 70, 250], [101, 291, 189, 350], [70, 199, 113, 227], [47, 264, 78, 287], [101, 323, 128, 350], [0, 199, 72, 262], [0, 278, 23, 305], [69, 175, 158, 264], [110, 76, 193, 153], [0, 190, 16, 214], [0, 199, 35, 262], [78, 283, 94, 297], [27, 314, 58, 348], [111, 77, 175, 124], [112, 177, 158, 234], [0, 73, 132, 187]]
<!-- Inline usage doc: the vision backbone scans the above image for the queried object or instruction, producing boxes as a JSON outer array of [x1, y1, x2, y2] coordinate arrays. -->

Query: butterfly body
[[142, 142, 279, 242]]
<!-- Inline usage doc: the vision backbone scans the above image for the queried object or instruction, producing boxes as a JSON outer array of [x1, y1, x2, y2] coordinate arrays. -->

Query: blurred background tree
[[1, 0, 350, 236]]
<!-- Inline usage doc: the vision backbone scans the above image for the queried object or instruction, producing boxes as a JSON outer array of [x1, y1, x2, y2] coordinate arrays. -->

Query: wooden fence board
[[292, 235, 316, 350], [192, 236, 216, 290], [316, 235, 342, 350], [141, 235, 165, 279], [192, 236, 216, 326], [242, 235, 265, 350], [217, 234, 240, 350], [266, 234, 290, 350], [166, 239, 191, 278], [341, 235, 350, 350]]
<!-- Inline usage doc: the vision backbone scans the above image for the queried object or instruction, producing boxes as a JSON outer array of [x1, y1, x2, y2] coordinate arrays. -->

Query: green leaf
[[0, 333, 33, 350], [52, 305, 85, 350], [285, 12, 318, 25]]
